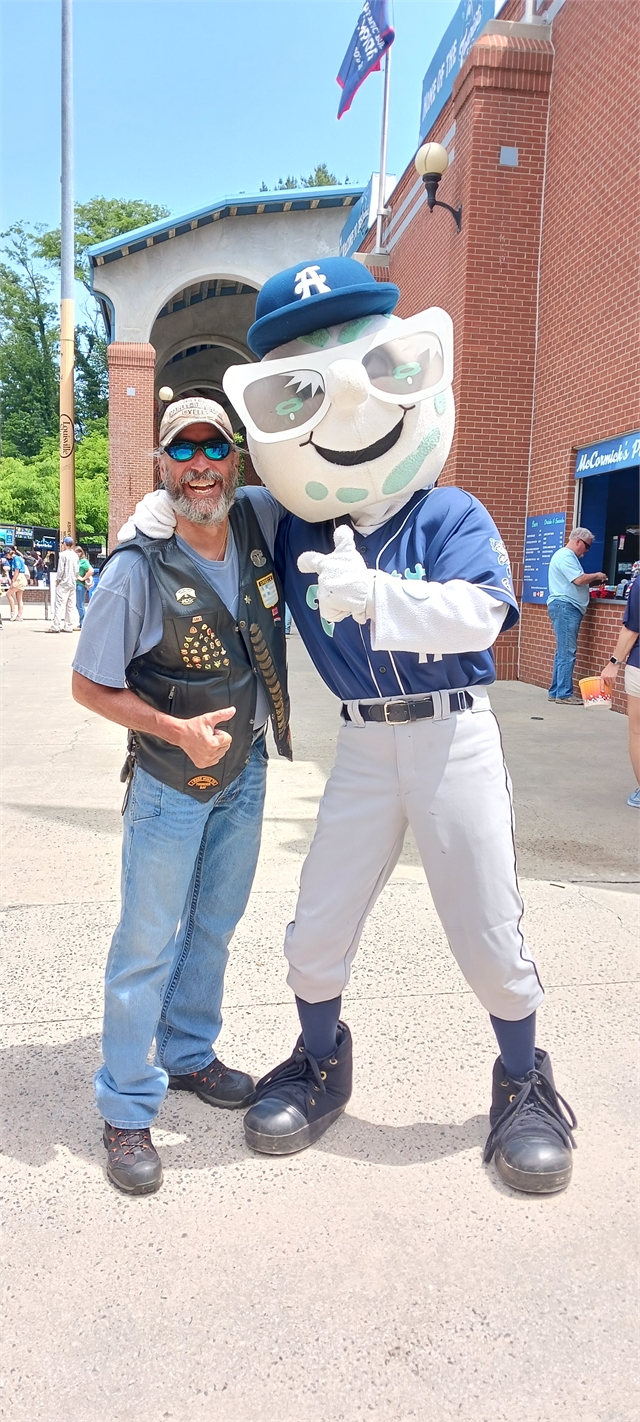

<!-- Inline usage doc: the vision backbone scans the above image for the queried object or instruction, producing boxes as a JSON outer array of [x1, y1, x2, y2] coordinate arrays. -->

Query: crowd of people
[[0, 539, 96, 629]]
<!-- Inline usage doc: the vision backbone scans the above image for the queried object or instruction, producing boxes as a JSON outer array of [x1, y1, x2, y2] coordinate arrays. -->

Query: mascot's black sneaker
[[483, 1049, 577, 1194], [244, 1022, 352, 1155], [168, 1058, 254, 1108], [103, 1124, 163, 1195]]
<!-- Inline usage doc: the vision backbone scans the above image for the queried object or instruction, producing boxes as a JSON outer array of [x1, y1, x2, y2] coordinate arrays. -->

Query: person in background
[[4, 546, 29, 621], [600, 566, 640, 807], [74, 545, 93, 629], [33, 554, 46, 584], [23, 550, 36, 584], [47, 536, 79, 633], [547, 527, 607, 703]]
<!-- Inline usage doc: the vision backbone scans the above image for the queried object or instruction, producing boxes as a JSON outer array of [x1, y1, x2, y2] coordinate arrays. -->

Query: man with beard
[[72, 397, 290, 1194]]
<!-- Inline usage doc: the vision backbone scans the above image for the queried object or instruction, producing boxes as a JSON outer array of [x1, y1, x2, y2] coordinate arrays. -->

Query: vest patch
[[250, 549, 266, 567], [187, 774, 219, 790], [256, 573, 278, 609], [175, 586, 196, 606]]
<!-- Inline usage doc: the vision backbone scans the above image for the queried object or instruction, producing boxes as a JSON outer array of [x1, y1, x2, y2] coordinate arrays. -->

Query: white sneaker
[[627, 788, 640, 809], [46, 628, 60, 634]]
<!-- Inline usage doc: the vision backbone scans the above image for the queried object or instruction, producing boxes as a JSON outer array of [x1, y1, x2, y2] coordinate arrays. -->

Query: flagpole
[[60, 0, 76, 542], [374, 46, 391, 254]]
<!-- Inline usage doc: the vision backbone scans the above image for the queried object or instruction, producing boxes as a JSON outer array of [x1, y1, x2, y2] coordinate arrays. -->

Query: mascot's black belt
[[342, 691, 473, 725]]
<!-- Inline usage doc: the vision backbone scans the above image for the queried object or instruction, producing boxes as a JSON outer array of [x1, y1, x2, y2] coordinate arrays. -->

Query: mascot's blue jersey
[[275, 486, 519, 701]]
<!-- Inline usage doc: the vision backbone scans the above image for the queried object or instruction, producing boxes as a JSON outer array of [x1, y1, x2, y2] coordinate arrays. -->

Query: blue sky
[[2, 0, 461, 239]]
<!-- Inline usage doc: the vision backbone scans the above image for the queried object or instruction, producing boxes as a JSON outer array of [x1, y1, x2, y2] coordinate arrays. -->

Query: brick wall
[[108, 343, 156, 548], [525, 0, 640, 533], [361, 26, 554, 681], [520, 599, 630, 712]]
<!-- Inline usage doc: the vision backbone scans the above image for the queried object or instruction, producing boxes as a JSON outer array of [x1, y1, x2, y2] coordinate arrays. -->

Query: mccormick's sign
[[419, 0, 494, 142], [574, 431, 640, 478]]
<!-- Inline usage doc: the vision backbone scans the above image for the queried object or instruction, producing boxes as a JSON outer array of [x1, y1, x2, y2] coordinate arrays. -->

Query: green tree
[[0, 420, 109, 538], [75, 315, 109, 432], [260, 163, 352, 193], [0, 224, 59, 457], [37, 195, 170, 289]]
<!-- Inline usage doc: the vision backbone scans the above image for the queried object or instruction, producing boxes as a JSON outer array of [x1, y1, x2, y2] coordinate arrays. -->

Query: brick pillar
[[107, 343, 156, 548], [361, 28, 554, 680]]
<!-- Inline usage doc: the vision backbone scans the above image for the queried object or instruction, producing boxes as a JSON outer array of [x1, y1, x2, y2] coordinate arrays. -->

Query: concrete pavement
[[1, 611, 638, 1421]]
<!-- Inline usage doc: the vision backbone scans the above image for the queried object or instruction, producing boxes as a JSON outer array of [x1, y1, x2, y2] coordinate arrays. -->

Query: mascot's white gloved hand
[[118, 488, 176, 543], [297, 526, 374, 624]]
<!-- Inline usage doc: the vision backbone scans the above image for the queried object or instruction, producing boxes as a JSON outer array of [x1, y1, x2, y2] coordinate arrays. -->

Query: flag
[[336, 0, 395, 120]]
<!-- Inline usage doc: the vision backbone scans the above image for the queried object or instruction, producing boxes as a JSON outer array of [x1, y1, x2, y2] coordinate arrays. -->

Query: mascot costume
[[125, 257, 577, 1194]]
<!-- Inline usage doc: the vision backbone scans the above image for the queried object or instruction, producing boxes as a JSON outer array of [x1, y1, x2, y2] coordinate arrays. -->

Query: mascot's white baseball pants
[[285, 689, 544, 1020]]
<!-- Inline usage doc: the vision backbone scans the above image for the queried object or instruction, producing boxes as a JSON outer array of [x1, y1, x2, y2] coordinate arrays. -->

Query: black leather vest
[[124, 499, 291, 801]]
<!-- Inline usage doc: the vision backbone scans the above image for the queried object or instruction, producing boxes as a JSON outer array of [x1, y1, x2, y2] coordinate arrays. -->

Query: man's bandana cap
[[159, 397, 234, 448], [247, 256, 400, 358]]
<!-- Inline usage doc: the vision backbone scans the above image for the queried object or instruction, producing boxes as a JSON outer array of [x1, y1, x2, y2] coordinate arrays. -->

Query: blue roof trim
[[87, 186, 365, 266]]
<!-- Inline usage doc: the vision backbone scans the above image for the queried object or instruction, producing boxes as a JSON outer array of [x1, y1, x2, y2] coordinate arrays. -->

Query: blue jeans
[[548, 599, 584, 699], [95, 737, 268, 1128], [76, 583, 87, 626]]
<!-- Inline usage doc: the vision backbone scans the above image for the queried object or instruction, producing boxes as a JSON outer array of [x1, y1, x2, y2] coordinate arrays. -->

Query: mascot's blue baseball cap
[[247, 256, 400, 358]]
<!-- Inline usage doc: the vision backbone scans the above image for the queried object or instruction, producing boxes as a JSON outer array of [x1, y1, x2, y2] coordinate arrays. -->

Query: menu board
[[522, 513, 566, 603]]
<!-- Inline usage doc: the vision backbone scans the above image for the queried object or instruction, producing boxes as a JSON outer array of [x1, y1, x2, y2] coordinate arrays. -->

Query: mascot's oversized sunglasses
[[163, 438, 232, 462], [224, 309, 453, 445]]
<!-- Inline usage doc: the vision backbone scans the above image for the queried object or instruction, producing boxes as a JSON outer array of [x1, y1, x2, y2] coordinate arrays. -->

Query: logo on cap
[[293, 266, 331, 300]]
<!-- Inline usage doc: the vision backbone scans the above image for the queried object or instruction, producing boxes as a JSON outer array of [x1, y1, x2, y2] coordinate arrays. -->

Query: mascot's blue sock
[[490, 1011, 536, 1080], [296, 996, 341, 1060]]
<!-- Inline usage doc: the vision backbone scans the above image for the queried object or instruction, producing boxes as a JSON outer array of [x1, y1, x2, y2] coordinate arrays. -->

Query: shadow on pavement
[[0, 1034, 487, 1175], [316, 1111, 487, 1166], [4, 801, 123, 834]]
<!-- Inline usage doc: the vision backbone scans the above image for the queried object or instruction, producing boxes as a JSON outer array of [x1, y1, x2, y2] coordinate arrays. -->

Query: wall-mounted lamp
[[414, 143, 462, 233]]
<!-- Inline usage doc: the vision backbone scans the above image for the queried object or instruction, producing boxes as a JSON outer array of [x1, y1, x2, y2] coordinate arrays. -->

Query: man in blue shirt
[[547, 528, 607, 702]]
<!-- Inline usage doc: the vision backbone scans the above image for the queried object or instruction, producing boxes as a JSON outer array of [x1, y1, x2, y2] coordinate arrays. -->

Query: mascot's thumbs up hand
[[297, 526, 374, 625]]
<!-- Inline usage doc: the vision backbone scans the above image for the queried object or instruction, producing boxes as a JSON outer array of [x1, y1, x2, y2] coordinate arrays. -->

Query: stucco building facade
[[89, 189, 365, 542]]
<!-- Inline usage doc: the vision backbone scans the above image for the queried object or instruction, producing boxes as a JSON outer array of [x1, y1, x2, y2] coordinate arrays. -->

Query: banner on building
[[337, 0, 395, 119], [339, 172, 396, 256], [419, 0, 494, 142], [574, 431, 640, 478], [522, 512, 566, 603]]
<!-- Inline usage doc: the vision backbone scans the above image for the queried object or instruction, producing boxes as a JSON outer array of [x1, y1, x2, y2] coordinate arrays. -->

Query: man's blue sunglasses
[[164, 438, 232, 462]]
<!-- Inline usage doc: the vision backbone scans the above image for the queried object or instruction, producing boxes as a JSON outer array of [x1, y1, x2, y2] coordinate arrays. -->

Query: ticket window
[[578, 467, 639, 583]]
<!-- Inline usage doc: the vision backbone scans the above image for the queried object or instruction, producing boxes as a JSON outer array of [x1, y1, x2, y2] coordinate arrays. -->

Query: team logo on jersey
[[187, 775, 219, 790], [256, 573, 279, 609], [175, 586, 197, 606], [250, 549, 266, 567], [490, 538, 510, 566]]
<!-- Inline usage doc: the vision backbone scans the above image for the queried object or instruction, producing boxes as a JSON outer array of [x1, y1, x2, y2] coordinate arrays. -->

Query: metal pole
[[374, 47, 391, 254], [60, 0, 75, 541]]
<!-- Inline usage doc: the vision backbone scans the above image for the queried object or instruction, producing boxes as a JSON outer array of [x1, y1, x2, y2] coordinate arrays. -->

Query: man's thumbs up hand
[[297, 525, 374, 625]]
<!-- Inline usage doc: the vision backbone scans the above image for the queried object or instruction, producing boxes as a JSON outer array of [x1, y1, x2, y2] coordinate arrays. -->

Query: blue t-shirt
[[7, 554, 26, 576], [276, 487, 519, 701], [547, 546, 589, 611], [623, 576, 639, 669]]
